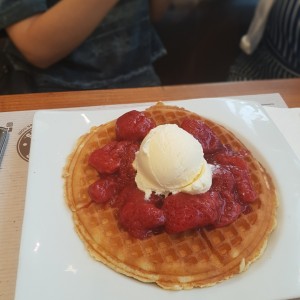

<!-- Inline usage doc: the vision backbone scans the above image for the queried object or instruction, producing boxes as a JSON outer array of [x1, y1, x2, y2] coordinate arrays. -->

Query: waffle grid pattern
[[64, 103, 277, 289]]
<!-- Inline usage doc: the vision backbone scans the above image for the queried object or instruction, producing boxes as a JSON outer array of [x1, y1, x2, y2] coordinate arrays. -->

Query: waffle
[[63, 102, 278, 290]]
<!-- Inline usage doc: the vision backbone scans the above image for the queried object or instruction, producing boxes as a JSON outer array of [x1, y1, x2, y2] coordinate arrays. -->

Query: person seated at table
[[228, 0, 300, 81], [0, 0, 171, 94]]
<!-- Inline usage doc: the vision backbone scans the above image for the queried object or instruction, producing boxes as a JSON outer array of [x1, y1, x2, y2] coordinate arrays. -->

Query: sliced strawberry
[[229, 166, 257, 203], [118, 142, 140, 187], [213, 190, 242, 227], [88, 176, 119, 204], [114, 184, 142, 208], [211, 165, 235, 192], [181, 118, 223, 154], [162, 191, 220, 234], [115, 110, 156, 141], [212, 152, 257, 203], [89, 141, 121, 174], [212, 152, 248, 169], [89, 140, 139, 177], [119, 199, 165, 239], [115, 184, 163, 208]]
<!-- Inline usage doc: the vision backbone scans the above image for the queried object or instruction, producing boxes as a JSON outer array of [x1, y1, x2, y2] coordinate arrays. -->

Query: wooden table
[[0, 78, 299, 300], [1, 78, 300, 112]]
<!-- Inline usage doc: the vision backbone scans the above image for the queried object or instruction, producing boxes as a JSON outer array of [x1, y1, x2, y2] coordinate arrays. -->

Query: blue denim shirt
[[0, 0, 166, 91]]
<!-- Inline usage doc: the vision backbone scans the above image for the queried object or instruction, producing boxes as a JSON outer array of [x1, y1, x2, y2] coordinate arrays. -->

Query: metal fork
[[0, 127, 9, 167]]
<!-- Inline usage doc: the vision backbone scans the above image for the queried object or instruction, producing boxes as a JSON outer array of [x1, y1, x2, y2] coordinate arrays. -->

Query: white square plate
[[15, 99, 300, 300]]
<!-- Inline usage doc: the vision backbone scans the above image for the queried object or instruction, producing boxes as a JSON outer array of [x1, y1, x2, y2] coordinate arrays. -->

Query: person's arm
[[6, 0, 118, 69], [149, 0, 172, 22]]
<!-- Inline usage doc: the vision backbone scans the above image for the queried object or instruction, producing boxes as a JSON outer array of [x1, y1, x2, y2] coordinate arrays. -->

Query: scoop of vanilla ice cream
[[133, 124, 212, 199]]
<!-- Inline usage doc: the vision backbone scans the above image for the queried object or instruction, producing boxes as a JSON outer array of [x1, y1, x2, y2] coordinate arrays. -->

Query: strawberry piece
[[114, 184, 142, 208], [162, 191, 220, 234], [116, 184, 163, 208], [181, 118, 223, 154], [89, 141, 139, 176], [89, 141, 121, 174], [229, 166, 257, 203], [212, 152, 257, 203], [118, 142, 140, 187], [118, 186, 165, 239], [119, 202, 165, 239], [211, 165, 235, 192], [88, 176, 119, 204], [214, 190, 242, 227], [115, 110, 156, 141], [212, 152, 248, 169], [211, 164, 251, 226]]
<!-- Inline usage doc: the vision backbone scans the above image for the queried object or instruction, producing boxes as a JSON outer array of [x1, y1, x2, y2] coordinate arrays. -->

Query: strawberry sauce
[[87, 110, 257, 239]]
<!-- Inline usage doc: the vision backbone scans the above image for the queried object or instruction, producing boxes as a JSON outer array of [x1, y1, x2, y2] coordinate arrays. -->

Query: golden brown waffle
[[63, 102, 278, 290]]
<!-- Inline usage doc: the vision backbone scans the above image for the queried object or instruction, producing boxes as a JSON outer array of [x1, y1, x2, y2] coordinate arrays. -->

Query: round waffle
[[63, 102, 278, 290]]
